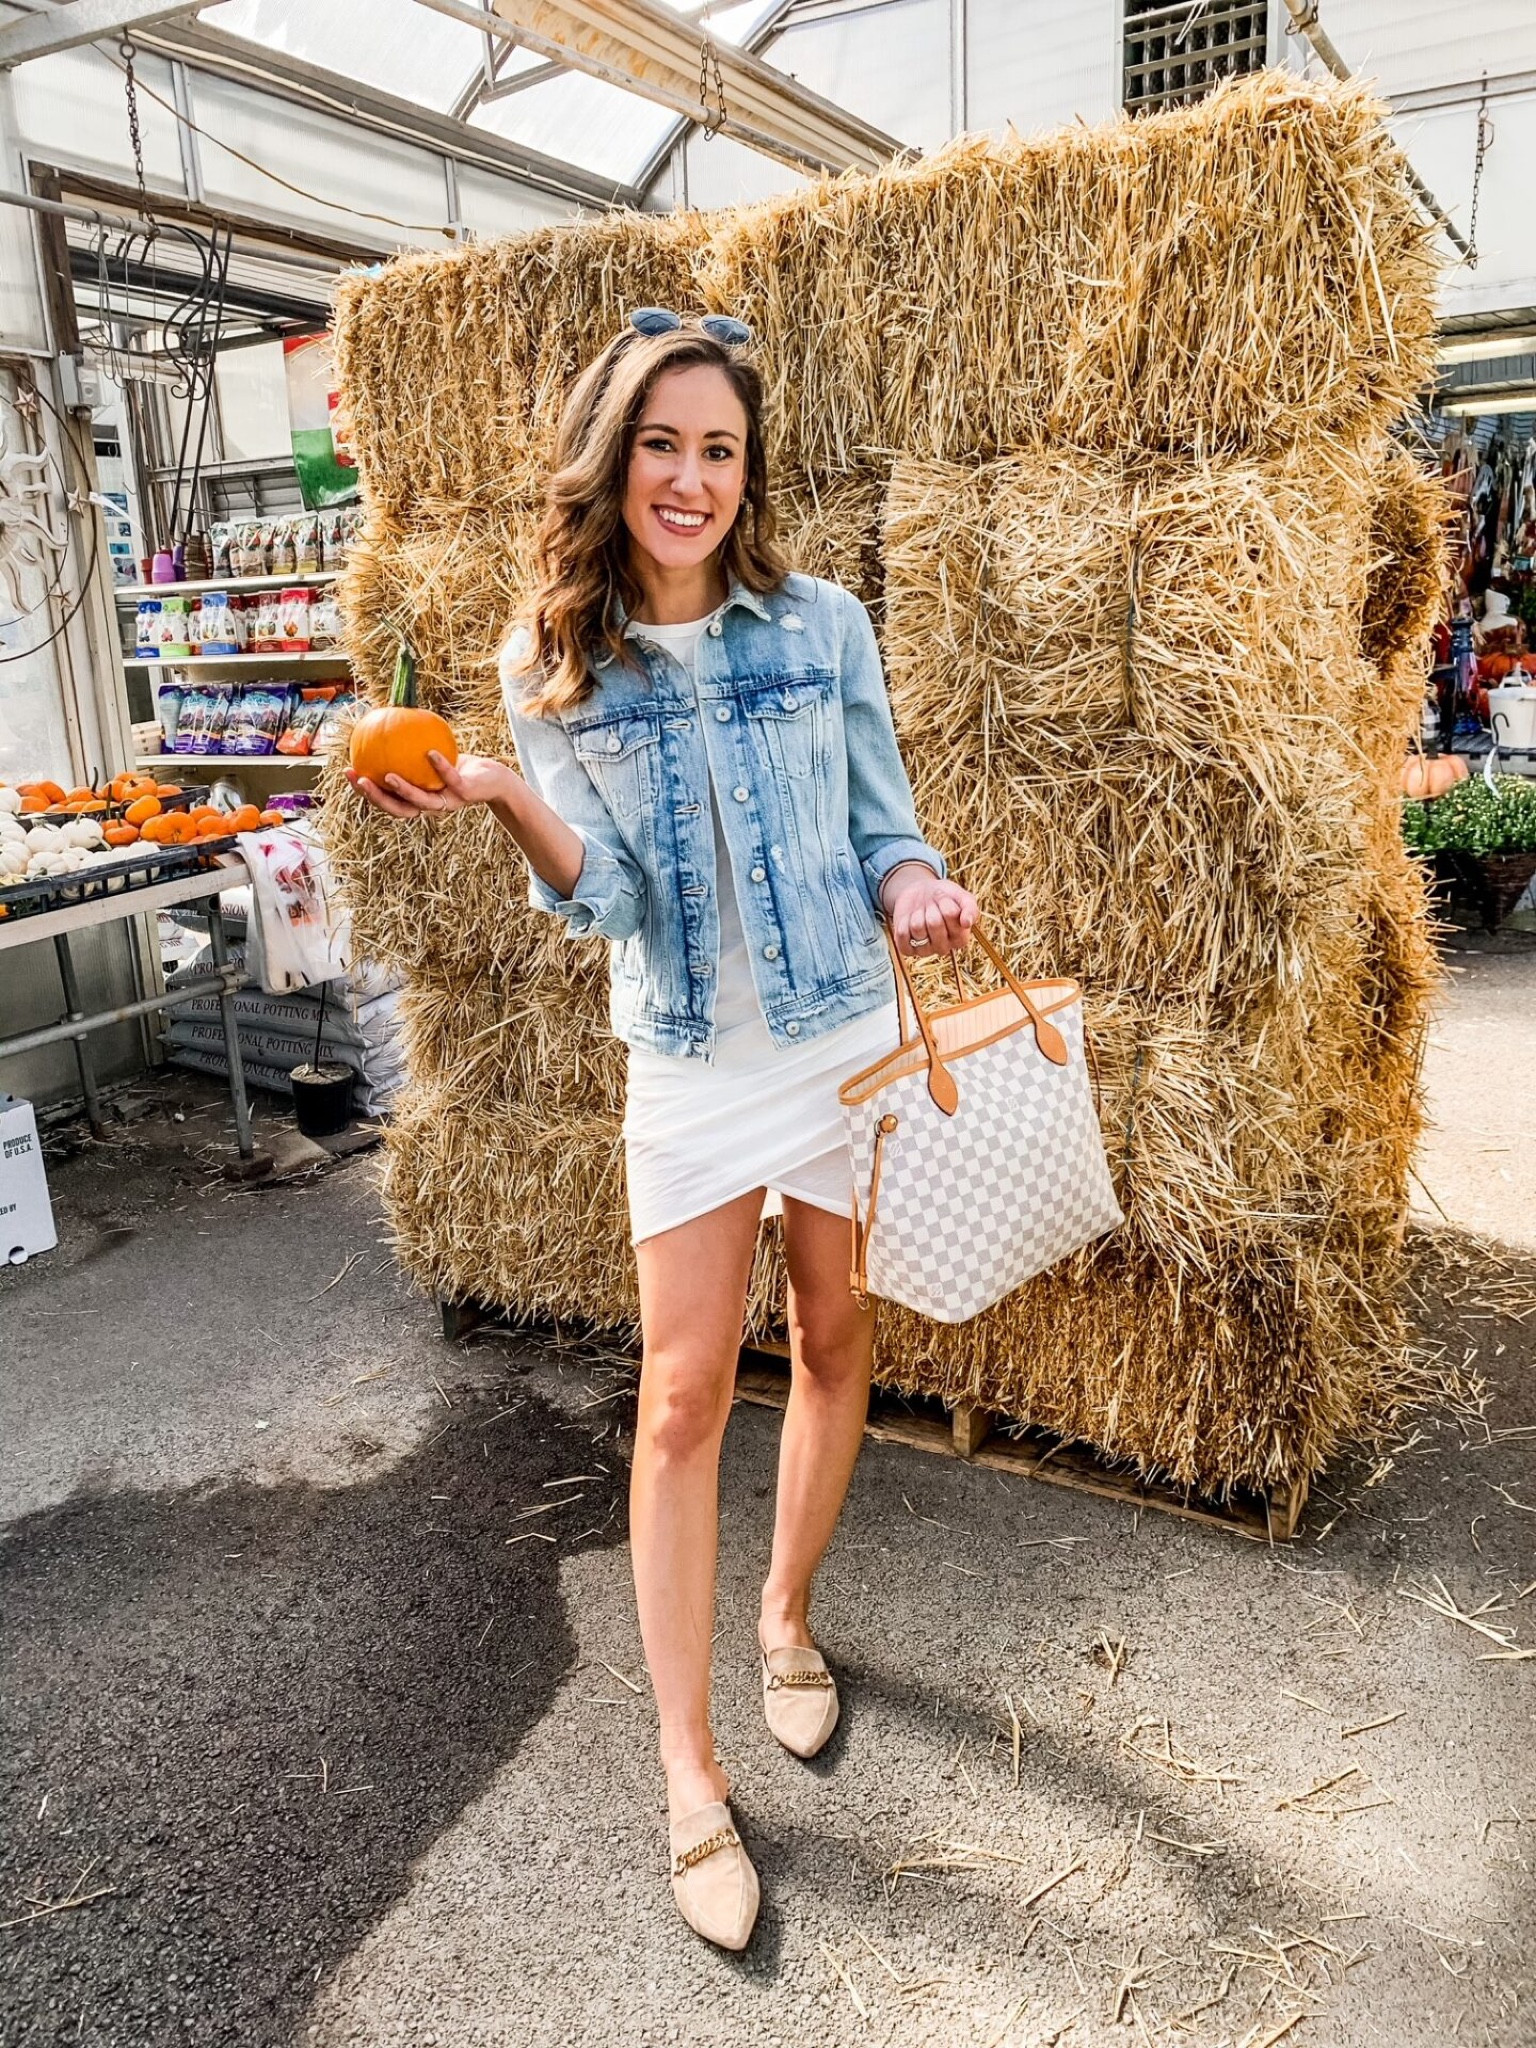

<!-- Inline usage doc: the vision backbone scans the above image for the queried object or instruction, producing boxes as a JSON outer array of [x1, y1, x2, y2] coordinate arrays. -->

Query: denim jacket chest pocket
[[737, 668, 835, 783], [569, 709, 660, 821]]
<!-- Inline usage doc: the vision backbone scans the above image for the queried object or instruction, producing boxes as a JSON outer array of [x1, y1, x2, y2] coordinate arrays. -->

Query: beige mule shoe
[[668, 1800, 760, 1951], [759, 1641, 840, 1759]]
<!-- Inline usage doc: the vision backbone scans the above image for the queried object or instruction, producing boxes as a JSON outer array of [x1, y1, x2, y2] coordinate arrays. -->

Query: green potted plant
[[1403, 772, 1536, 929]]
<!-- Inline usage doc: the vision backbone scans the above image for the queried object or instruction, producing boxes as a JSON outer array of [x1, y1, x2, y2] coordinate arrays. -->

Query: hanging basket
[[1439, 850, 1536, 930]]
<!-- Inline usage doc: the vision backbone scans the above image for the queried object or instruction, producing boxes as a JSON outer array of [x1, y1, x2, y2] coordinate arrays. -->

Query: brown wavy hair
[[515, 322, 788, 717]]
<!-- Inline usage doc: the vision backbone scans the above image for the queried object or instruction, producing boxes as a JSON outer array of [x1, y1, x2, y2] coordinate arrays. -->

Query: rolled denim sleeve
[[837, 587, 947, 909], [499, 640, 647, 942]]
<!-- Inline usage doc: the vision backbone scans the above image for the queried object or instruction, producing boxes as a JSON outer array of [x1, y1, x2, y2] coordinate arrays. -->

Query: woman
[[350, 310, 977, 1951]]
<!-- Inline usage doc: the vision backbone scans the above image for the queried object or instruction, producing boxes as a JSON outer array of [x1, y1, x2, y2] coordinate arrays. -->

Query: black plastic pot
[[290, 1061, 353, 1137]]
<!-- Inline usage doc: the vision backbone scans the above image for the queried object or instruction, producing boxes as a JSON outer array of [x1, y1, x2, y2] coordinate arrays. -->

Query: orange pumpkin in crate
[[349, 641, 457, 793]]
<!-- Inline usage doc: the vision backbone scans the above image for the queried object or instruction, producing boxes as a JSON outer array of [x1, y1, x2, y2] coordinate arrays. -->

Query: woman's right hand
[[347, 750, 520, 820]]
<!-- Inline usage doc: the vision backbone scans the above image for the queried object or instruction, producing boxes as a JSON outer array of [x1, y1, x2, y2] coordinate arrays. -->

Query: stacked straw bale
[[325, 71, 1442, 1495]]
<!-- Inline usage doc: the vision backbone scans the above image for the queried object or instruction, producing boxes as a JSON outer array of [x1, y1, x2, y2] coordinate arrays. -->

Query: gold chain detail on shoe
[[672, 1826, 740, 1878], [764, 1668, 834, 1691]]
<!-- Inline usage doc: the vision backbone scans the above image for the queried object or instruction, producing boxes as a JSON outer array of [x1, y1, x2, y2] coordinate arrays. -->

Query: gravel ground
[[2, 948, 1534, 2048]]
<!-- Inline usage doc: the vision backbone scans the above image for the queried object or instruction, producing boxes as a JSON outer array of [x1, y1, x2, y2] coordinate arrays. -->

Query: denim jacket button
[[785, 1021, 801, 1035], [707, 620, 723, 637], [715, 705, 731, 721], [607, 735, 621, 753], [732, 786, 749, 802], [749, 865, 766, 882], [762, 943, 780, 961]]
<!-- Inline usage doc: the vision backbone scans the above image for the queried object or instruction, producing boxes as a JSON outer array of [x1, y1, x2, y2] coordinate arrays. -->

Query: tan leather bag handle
[[883, 921, 1070, 1117]]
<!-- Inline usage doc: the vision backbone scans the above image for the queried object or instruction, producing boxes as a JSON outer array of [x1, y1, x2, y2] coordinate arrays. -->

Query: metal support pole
[[205, 901, 255, 1163], [949, 0, 967, 137], [0, 966, 242, 1059], [52, 933, 106, 1138]]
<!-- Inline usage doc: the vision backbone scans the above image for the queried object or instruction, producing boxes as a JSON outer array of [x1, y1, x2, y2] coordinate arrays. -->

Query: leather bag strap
[[884, 921, 1071, 1117]]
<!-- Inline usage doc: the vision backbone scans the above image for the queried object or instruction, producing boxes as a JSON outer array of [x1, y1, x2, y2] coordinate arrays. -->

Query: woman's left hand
[[883, 866, 978, 959]]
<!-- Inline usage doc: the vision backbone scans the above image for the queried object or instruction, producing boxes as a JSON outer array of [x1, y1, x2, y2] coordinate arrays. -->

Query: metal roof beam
[[0, 0, 204, 66], [417, 0, 904, 175]]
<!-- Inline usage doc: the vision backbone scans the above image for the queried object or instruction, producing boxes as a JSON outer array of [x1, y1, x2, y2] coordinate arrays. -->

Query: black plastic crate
[[0, 842, 233, 925]]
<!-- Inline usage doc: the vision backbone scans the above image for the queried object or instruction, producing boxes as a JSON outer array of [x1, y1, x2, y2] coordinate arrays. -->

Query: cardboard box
[[1, 1095, 57, 1264]]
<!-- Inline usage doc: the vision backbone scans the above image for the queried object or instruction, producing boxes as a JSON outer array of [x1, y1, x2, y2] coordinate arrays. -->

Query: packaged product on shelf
[[309, 591, 342, 649], [264, 789, 314, 818], [270, 517, 297, 578], [250, 590, 283, 654], [155, 680, 183, 747], [294, 513, 322, 576], [277, 684, 339, 756], [323, 508, 347, 565], [234, 521, 268, 577], [210, 522, 234, 580], [158, 594, 193, 659], [136, 597, 162, 658], [171, 685, 232, 754], [317, 689, 357, 750], [278, 585, 312, 653], [224, 685, 293, 757], [198, 589, 242, 655]]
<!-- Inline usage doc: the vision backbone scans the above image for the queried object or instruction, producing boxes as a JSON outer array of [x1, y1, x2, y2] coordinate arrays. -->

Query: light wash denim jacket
[[500, 571, 946, 1062]]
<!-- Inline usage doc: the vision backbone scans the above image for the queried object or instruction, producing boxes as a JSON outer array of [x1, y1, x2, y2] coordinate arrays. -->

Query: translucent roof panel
[[472, 70, 678, 188], [468, 1, 784, 184], [204, 0, 790, 187], [202, 0, 484, 113]]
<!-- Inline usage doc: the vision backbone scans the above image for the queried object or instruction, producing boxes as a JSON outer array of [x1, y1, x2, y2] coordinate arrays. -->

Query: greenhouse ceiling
[[0, 0, 904, 199]]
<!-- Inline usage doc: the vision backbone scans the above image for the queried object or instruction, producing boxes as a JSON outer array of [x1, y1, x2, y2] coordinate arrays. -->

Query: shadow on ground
[[0, 1383, 626, 2048]]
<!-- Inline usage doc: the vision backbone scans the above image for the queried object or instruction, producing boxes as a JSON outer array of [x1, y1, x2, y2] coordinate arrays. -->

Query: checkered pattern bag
[[838, 927, 1123, 1323]]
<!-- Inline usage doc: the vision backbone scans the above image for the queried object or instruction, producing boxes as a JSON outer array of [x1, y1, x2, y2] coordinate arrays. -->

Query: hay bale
[[699, 72, 1437, 473], [334, 210, 712, 520], [773, 467, 888, 615], [385, 1083, 633, 1328], [324, 70, 1442, 1496], [870, 445, 1415, 1487], [881, 451, 1373, 1005], [1362, 444, 1450, 670]]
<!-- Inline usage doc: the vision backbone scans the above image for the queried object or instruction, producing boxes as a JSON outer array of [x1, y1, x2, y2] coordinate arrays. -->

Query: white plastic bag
[[236, 824, 351, 993]]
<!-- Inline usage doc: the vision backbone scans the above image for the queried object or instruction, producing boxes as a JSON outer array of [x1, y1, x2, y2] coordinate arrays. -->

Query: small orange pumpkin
[[124, 794, 162, 825], [104, 823, 140, 846], [349, 640, 457, 793], [1402, 752, 1469, 799]]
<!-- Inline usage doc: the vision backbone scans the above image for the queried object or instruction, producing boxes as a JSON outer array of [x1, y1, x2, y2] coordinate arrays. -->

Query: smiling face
[[620, 363, 749, 581]]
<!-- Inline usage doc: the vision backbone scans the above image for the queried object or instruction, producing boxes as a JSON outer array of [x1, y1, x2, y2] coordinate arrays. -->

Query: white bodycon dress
[[622, 613, 901, 1246]]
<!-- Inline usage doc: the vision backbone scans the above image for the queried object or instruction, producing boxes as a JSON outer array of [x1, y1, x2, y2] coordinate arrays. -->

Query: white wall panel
[[188, 73, 453, 249], [675, 129, 808, 212], [9, 45, 185, 189], [1287, 1, 1536, 100], [772, 0, 952, 154], [966, 0, 1120, 137], [455, 164, 576, 238], [214, 341, 290, 462], [1393, 92, 1536, 322], [0, 73, 47, 353]]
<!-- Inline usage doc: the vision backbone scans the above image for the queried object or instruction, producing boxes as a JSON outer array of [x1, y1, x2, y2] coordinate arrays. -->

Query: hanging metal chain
[[1466, 74, 1491, 270], [119, 35, 150, 223], [698, 32, 727, 141]]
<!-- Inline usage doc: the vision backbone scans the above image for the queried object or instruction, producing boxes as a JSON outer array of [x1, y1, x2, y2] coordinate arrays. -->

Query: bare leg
[[631, 1187, 765, 1823], [759, 1196, 875, 1652]]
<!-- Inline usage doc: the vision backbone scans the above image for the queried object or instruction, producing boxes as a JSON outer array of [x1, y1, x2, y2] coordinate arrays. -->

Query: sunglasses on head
[[628, 306, 754, 347]]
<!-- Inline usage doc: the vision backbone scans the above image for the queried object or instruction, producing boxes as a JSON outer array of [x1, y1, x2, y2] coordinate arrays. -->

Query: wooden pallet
[[435, 1297, 1306, 1542], [737, 1344, 1308, 1544]]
